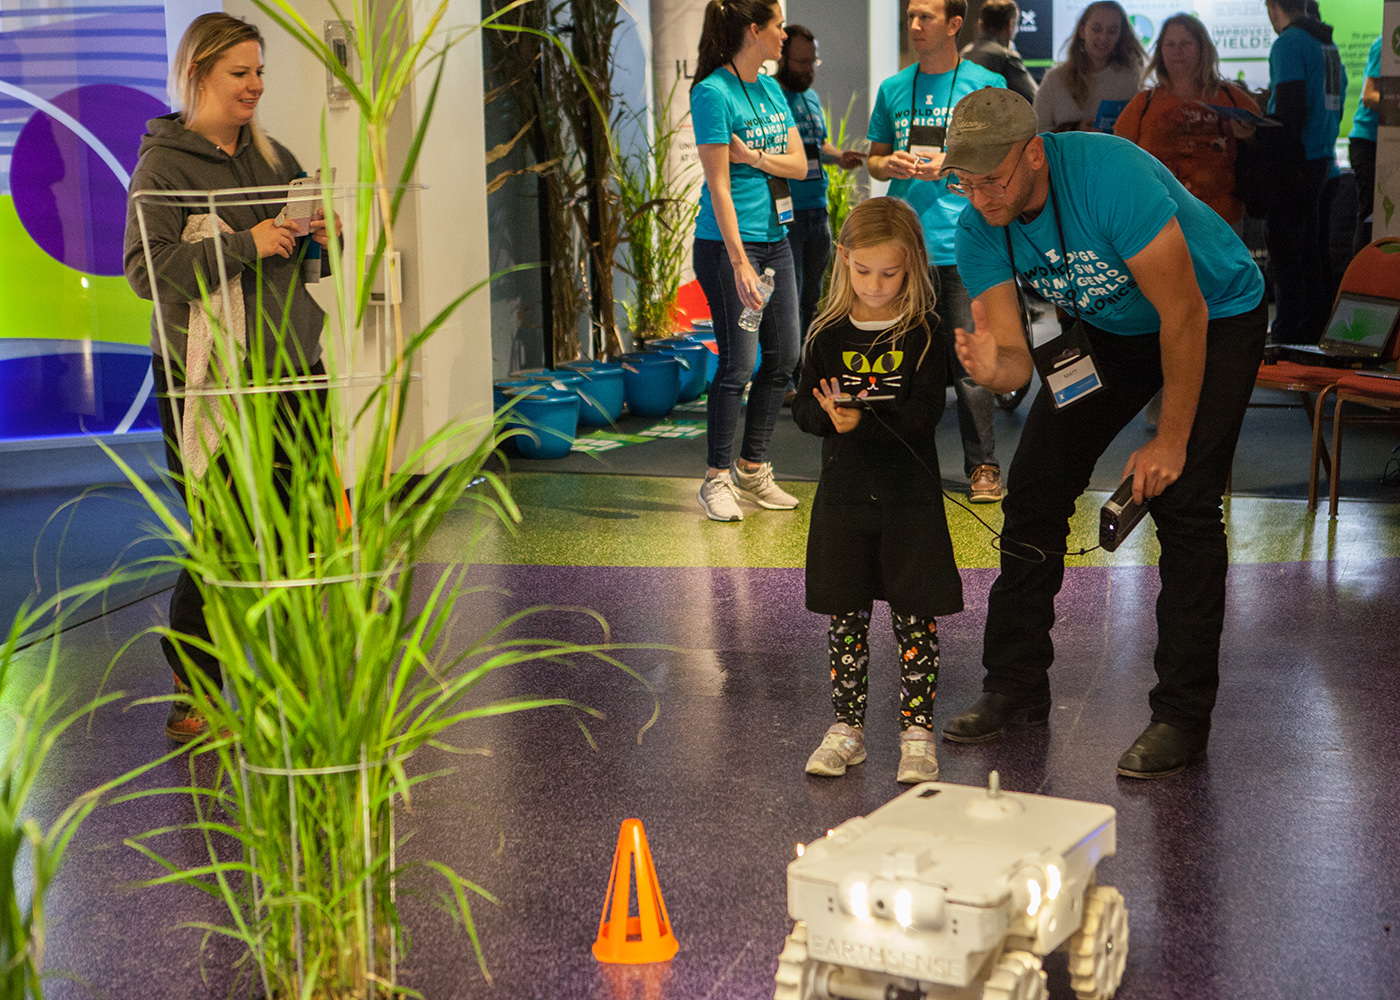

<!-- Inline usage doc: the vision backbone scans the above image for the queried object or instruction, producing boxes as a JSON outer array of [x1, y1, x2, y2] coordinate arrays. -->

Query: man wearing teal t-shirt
[[867, 0, 1007, 502], [777, 25, 866, 389], [1262, 0, 1346, 344], [939, 90, 1267, 780]]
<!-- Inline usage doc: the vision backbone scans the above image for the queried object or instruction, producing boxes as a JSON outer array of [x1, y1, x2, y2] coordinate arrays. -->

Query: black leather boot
[[1116, 722, 1208, 779], [941, 692, 1052, 744]]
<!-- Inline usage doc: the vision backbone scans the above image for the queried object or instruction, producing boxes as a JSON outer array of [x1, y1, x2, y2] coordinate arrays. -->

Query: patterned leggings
[[828, 606, 940, 730]]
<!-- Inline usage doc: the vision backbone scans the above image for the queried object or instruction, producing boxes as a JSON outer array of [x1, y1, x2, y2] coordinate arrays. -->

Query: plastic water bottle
[[738, 268, 776, 333]]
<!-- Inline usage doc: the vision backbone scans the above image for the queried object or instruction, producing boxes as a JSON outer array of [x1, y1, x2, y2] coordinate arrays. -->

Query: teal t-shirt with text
[[955, 133, 1264, 335], [868, 59, 1005, 265], [781, 84, 829, 212], [692, 69, 797, 243]]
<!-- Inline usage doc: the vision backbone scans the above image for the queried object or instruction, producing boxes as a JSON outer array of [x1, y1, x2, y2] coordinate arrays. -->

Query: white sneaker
[[698, 472, 744, 522], [732, 461, 799, 509], [896, 726, 939, 784], [805, 723, 866, 777]]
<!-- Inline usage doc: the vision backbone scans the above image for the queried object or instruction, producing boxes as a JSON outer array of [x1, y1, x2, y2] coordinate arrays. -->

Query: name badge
[[907, 123, 946, 162], [1032, 319, 1105, 410], [804, 142, 821, 181], [769, 176, 794, 225]]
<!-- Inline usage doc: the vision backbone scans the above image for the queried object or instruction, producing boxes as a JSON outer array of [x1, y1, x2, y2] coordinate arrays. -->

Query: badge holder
[[769, 175, 794, 225], [1003, 180, 1105, 411], [907, 124, 946, 165], [803, 141, 821, 181]]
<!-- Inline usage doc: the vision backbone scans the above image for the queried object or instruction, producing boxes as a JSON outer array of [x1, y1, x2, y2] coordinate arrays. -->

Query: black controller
[[1100, 476, 1149, 552]]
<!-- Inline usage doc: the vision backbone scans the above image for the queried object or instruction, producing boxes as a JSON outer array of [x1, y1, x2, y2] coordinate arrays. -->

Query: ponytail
[[692, 0, 779, 91]]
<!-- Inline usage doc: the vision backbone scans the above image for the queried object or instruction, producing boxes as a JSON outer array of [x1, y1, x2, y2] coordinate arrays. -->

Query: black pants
[[1265, 157, 1331, 344], [1350, 137, 1376, 257], [981, 299, 1267, 734], [152, 356, 327, 688]]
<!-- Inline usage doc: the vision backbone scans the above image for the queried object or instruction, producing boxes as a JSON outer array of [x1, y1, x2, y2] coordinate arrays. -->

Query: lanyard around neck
[[907, 57, 962, 151], [730, 64, 772, 152], [1003, 161, 1085, 331]]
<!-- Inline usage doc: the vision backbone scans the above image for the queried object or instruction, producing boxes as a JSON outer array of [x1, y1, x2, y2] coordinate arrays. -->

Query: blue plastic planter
[[645, 339, 709, 401], [618, 352, 681, 417], [686, 333, 720, 388], [493, 379, 536, 424], [557, 362, 625, 426], [508, 385, 580, 459]]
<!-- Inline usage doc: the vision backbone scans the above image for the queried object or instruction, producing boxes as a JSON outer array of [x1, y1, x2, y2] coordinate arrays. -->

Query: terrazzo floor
[[11, 473, 1400, 999]]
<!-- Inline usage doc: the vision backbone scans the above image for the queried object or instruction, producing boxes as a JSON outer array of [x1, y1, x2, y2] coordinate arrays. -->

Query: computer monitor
[[1319, 292, 1400, 359]]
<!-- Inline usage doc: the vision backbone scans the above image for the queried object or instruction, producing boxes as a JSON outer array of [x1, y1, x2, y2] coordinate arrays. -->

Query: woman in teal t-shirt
[[690, 0, 808, 524]]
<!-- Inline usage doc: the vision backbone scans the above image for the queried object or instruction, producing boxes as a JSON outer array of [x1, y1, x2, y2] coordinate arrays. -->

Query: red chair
[[1249, 238, 1400, 509], [1323, 372, 1400, 517]]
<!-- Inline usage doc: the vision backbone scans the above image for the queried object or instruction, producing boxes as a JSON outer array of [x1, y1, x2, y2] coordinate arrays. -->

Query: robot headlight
[[1014, 856, 1065, 917]]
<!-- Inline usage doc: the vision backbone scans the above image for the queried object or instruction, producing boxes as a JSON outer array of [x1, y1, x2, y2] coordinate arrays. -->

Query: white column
[[868, 0, 899, 198]]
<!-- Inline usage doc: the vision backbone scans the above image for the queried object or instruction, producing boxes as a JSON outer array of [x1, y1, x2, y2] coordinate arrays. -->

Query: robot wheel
[[1066, 885, 1129, 1000]]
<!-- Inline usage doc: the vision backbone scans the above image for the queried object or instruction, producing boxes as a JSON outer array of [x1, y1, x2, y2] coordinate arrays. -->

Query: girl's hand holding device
[[814, 377, 863, 432]]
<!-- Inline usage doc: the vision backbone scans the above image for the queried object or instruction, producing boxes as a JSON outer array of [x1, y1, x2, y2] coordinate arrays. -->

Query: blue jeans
[[694, 237, 801, 470], [933, 264, 998, 475]]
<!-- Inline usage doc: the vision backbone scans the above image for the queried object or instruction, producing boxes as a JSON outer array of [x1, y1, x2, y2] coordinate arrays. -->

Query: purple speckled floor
[[27, 558, 1400, 999]]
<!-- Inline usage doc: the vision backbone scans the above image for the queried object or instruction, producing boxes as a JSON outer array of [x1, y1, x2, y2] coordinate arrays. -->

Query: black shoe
[[942, 692, 1052, 744], [1116, 722, 1207, 779]]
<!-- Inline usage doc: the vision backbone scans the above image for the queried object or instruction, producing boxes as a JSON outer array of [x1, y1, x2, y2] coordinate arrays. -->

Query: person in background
[[123, 12, 336, 742], [1114, 14, 1261, 231], [867, 0, 1007, 503], [961, 0, 1037, 105], [689, 0, 807, 522], [776, 24, 866, 400], [1034, 1, 1146, 134], [1348, 35, 1381, 256], [793, 197, 961, 784], [1261, 0, 1345, 345]]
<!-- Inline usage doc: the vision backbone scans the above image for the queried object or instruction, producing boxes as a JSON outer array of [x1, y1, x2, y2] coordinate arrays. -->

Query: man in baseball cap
[[937, 88, 1268, 780]]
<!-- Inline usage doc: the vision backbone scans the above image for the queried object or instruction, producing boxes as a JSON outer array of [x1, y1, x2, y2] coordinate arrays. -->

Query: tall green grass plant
[[120, 2, 649, 996]]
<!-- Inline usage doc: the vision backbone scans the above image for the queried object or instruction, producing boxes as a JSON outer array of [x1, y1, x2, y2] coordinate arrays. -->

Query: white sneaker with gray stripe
[[731, 461, 799, 509], [698, 472, 744, 522]]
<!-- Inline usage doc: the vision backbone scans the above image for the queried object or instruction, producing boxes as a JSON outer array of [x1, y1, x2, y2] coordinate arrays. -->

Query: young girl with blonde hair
[[792, 197, 963, 783]]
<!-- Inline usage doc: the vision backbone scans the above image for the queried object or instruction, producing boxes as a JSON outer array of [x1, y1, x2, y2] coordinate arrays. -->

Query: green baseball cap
[[942, 88, 1040, 176]]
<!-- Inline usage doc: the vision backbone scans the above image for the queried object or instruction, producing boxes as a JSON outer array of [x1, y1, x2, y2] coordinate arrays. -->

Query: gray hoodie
[[123, 113, 324, 373]]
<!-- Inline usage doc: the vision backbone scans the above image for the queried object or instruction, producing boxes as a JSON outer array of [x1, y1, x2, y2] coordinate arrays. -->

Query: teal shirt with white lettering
[[868, 59, 1006, 265], [692, 69, 797, 243], [955, 133, 1263, 335], [781, 85, 829, 212]]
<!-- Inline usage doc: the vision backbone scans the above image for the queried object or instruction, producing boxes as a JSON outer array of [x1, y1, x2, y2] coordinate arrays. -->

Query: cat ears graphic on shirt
[[843, 350, 904, 373]]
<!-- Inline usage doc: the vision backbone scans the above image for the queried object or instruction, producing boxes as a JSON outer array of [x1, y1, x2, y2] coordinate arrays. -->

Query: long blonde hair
[[806, 197, 936, 368], [1145, 13, 1223, 98], [1062, 1, 1147, 106], [170, 12, 280, 169]]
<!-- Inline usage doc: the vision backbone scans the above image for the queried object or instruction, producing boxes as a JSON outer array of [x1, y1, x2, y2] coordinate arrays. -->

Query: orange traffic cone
[[592, 819, 679, 964]]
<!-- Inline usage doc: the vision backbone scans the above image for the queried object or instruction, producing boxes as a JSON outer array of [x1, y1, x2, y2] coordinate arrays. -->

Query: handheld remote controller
[[1100, 476, 1149, 552]]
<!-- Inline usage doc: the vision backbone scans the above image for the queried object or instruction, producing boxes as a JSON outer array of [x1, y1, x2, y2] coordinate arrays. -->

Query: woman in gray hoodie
[[123, 12, 334, 742]]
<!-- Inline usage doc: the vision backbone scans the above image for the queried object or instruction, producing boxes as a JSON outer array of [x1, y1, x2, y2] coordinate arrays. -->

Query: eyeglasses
[[946, 142, 1028, 199]]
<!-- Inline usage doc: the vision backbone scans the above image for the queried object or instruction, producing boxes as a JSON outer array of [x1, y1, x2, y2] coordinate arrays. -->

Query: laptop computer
[[1278, 292, 1400, 367]]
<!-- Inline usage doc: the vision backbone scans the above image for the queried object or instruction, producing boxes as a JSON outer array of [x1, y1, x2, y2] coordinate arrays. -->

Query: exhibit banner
[[0, 0, 189, 444], [1374, 0, 1399, 239]]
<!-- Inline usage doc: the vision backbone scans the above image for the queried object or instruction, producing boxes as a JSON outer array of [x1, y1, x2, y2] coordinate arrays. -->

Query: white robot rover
[[775, 773, 1127, 1000]]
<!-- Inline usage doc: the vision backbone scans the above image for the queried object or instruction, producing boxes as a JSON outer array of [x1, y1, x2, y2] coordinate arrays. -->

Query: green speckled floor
[[428, 473, 1400, 570]]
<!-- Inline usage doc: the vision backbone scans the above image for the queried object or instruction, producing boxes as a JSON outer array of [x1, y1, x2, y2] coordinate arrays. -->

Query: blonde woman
[[1115, 13, 1260, 226], [1034, 1, 1146, 132], [792, 197, 963, 785], [123, 12, 335, 742]]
